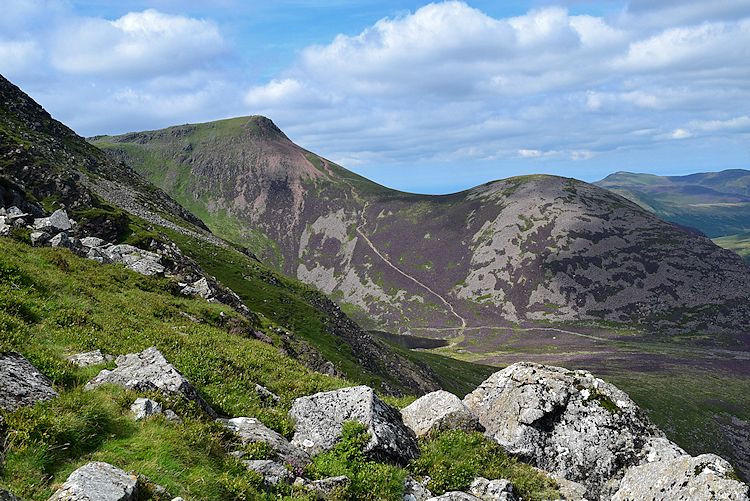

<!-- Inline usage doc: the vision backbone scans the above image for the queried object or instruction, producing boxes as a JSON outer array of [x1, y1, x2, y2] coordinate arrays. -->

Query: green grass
[[713, 232, 750, 263]]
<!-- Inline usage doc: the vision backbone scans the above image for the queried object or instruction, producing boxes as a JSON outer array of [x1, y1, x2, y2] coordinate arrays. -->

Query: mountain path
[[409, 325, 609, 342]]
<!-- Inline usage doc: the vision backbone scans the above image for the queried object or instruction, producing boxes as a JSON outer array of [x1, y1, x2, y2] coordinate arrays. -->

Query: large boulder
[[463, 362, 684, 499], [401, 390, 483, 438], [218, 417, 309, 466], [0, 352, 58, 411], [612, 454, 749, 501], [86, 347, 216, 417], [48, 461, 137, 501], [289, 385, 418, 464], [33, 209, 72, 232]]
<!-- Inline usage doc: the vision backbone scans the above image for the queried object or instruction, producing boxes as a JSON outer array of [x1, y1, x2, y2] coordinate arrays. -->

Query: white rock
[[469, 477, 517, 501], [67, 349, 113, 367], [34, 209, 71, 232], [48, 461, 137, 501], [404, 476, 433, 501], [80, 236, 105, 248], [219, 416, 309, 466], [427, 493, 482, 501], [401, 390, 483, 438], [130, 398, 162, 420]]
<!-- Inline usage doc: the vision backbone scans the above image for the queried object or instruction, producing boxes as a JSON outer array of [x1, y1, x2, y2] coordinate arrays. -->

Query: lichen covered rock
[[401, 390, 483, 438], [0, 352, 58, 411], [48, 461, 137, 501]]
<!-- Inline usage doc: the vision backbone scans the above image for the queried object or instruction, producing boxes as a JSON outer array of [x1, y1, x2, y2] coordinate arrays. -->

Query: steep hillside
[[94, 120, 750, 340], [0, 74, 447, 396], [596, 170, 750, 262]]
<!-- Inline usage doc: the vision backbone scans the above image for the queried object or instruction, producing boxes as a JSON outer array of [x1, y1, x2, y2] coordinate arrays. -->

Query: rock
[[0, 490, 20, 501], [463, 363, 683, 498], [80, 236, 105, 248], [127, 258, 165, 276], [180, 277, 213, 299], [255, 383, 280, 404], [289, 385, 418, 465], [131, 398, 163, 420], [48, 461, 137, 501], [0, 352, 58, 411], [49, 233, 82, 252], [86, 347, 216, 417], [0, 222, 10, 236], [104, 245, 165, 276], [242, 459, 294, 486], [404, 476, 433, 501], [401, 390, 483, 438], [67, 349, 114, 367], [612, 453, 749, 501], [30, 230, 51, 246], [426, 493, 482, 501], [5, 206, 30, 223], [554, 477, 588, 501], [468, 477, 517, 501], [33, 209, 71, 232], [164, 409, 182, 423], [218, 417, 309, 466], [86, 246, 112, 264], [295, 475, 350, 498]]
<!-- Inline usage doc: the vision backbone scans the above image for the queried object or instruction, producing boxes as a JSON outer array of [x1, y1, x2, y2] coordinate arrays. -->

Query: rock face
[[612, 454, 750, 501], [289, 386, 418, 464], [48, 461, 137, 501], [218, 417, 309, 466], [463, 363, 682, 498], [0, 352, 58, 411], [401, 390, 483, 438], [86, 347, 216, 417], [468, 478, 517, 501]]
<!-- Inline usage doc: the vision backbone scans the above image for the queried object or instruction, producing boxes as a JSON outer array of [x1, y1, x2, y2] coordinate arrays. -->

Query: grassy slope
[[0, 237, 557, 500], [713, 232, 750, 263]]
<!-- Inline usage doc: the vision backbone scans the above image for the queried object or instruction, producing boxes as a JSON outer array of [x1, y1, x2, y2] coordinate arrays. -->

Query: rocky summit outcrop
[[401, 390, 483, 438], [463, 362, 685, 498], [86, 347, 216, 417], [218, 417, 309, 466], [0, 352, 58, 411], [289, 385, 418, 464], [611, 453, 750, 501], [48, 461, 137, 501]]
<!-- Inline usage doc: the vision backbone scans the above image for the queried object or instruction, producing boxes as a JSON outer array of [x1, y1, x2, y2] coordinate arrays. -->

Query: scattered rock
[[48, 461, 137, 501], [218, 417, 309, 466], [401, 390, 483, 438], [255, 383, 281, 404], [30, 230, 50, 246], [86, 347, 216, 417], [33, 208, 71, 232], [80, 236, 105, 248], [404, 476, 433, 501], [67, 349, 114, 367], [131, 398, 163, 420], [242, 459, 294, 486], [289, 385, 418, 465], [0, 352, 58, 411], [295, 475, 350, 498], [612, 453, 750, 501], [463, 363, 683, 498], [426, 492, 482, 501], [468, 477, 517, 501]]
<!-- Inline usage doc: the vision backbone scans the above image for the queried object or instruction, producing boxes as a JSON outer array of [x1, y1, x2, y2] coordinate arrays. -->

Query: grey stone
[[404, 476, 433, 501], [86, 246, 112, 264], [554, 477, 589, 501], [218, 417, 309, 466], [242, 459, 294, 486], [0, 489, 21, 501], [67, 349, 114, 367], [401, 390, 483, 438], [295, 476, 350, 498], [48, 461, 137, 501], [468, 477, 517, 501], [80, 236, 105, 248], [30, 230, 51, 246], [612, 453, 749, 501], [180, 277, 213, 299], [463, 363, 684, 499], [49, 233, 82, 251], [34, 209, 71, 232], [426, 493, 482, 501], [164, 410, 182, 423], [103, 245, 165, 276], [6, 206, 29, 222], [255, 383, 280, 404], [86, 347, 216, 417], [0, 222, 10, 236], [0, 352, 58, 411], [126, 258, 165, 276], [130, 398, 162, 420], [289, 385, 418, 465]]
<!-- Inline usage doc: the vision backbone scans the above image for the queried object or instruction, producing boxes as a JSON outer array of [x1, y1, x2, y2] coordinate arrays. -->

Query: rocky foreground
[[1, 343, 747, 500]]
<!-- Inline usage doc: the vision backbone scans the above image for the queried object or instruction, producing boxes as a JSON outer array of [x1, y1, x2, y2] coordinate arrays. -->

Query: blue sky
[[2, 1, 749, 193]]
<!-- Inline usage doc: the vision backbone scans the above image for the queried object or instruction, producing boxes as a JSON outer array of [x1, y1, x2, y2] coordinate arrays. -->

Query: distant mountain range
[[92, 119, 750, 339], [595, 170, 750, 262]]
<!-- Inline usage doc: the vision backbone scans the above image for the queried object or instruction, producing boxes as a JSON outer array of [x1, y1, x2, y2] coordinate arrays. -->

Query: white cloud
[[670, 128, 692, 139], [51, 9, 227, 78]]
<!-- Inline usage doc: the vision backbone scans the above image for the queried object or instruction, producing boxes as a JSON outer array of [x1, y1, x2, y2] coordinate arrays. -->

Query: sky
[[2, 1, 749, 194]]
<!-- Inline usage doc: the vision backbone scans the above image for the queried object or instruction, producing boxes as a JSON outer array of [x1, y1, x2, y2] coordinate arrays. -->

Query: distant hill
[[595, 170, 750, 262], [93, 120, 750, 339]]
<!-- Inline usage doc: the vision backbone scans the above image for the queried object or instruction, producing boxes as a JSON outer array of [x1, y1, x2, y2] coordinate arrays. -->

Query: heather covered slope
[[95, 119, 750, 339], [0, 74, 447, 396]]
